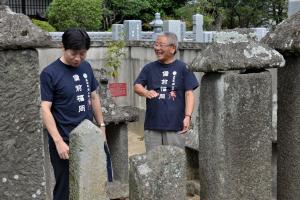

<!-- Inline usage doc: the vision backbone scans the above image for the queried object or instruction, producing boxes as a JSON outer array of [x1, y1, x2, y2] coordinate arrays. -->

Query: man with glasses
[[134, 32, 199, 152]]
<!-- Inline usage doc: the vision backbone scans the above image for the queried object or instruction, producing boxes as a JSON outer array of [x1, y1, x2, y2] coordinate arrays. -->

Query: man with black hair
[[134, 32, 199, 152], [40, 28, 106, 200]]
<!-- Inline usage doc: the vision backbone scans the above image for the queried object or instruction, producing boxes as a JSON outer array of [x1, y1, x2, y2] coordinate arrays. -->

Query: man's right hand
[[55, 140, 69, 160], [144, 89, 159, 99]]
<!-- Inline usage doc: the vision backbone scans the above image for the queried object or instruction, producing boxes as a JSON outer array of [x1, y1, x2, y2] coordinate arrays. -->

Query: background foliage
[[104, 40, 126, 78], [47, 0, 103, 31], [45, 0, 288, 31], [102, 0, 288, 31]]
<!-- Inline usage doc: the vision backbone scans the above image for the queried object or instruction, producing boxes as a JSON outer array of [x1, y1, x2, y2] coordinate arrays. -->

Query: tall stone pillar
[[0, 5, 51, 200], [262, 11, 300, 200], [190, 32, 285, 200]]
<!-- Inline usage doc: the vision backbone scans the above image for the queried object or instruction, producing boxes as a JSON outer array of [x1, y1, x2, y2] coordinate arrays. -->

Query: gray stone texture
[[106, 124, 128, 183], [163, 20, 183, 41], [69, 120, 109, 200], [107, 181, 129, 199], [198, 71, 272, 200], [277, 57, 300, 200], [288, 0, 300, 16], [0, 0, 7, 5], [112, 24, 124, 40], [189, 40, 285, 72], [124, 20, 142, 41], [262, 10, 300, 56], [0, 50, 47, 199], [0, 5, 51, 49], [94, 69, 139, 124], [193, 14, 204, 42], [129, 146, 186, 200]]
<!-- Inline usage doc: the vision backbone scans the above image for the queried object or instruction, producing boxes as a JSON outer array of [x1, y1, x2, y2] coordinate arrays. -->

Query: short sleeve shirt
[[40, 59, 98, 139], [134, 59, 199, 131]]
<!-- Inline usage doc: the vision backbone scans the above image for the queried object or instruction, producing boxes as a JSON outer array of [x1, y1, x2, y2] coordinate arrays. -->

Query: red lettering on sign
[[108, 83, 127, 97]]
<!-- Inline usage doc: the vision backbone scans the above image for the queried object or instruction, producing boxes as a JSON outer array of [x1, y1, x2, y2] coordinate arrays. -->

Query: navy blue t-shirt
[[134, 59, 199, 131], [40, 59, 98, 140]]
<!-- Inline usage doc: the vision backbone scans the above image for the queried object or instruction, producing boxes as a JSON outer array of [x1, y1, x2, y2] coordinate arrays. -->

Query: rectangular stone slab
[[0, 50, 48, 200], [198, 71, 272, 200]]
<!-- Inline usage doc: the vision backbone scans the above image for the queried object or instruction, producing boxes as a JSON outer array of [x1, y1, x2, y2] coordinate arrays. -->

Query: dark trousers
[[49, 139, 69, 200]]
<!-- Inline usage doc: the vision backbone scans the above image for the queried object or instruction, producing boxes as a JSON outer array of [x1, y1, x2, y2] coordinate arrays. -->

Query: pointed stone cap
[[0, 5, 51, 49], [262, 11, 300, 56], [189, 39, 285, 73]]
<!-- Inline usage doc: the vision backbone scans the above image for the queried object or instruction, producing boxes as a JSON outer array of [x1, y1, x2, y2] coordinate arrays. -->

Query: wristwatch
[[100, 123, 106, 127]]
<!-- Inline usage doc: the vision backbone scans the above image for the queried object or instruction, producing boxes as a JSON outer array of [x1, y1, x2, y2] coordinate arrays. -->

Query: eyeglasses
[[153, 43, 172, 48]]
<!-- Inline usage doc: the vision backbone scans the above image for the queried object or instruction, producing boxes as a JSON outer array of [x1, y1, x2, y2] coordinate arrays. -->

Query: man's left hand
[[179, 116, 191, 134]]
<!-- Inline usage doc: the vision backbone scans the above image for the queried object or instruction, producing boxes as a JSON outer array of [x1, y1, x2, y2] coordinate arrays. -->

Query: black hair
[[62, 28, 91, 50]]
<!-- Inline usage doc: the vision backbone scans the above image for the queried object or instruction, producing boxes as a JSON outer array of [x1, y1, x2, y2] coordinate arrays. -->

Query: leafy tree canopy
[[47, 0, 103, 31], [175, 0, 287, 30], [102, 0, 187, 30]]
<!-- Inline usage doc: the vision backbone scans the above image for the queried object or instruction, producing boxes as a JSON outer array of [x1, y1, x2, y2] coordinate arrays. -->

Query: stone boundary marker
[[69, 120, 109, 200], [129, 145, 186, 200]]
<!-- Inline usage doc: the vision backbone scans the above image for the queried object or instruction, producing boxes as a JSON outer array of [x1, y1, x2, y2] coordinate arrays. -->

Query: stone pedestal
[[129, 146, 186, 200], [106, 123, 128, 183], [262, 11, 300, 200], [277, 57, 300, 200], [0, 50, 48, 200], [198, 71, 272, 200]]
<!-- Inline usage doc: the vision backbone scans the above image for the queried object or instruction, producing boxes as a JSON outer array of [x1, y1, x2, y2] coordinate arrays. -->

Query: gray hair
[[157, 32, 178, 54]]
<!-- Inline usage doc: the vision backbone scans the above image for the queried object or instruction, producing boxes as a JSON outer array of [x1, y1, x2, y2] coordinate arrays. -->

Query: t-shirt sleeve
[[134, 66, 148, 86], [40, 71, 54, 102], [90, 70, 99, 92], [184, 67, 199, 91]]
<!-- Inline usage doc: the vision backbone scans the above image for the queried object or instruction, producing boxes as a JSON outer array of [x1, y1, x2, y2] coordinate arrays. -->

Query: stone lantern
[[150, 13, 163, 40]]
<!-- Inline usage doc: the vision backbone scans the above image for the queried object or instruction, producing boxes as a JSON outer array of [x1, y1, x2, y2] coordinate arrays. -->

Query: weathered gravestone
[[262, 10, 300, 200], [69, 120, 109, 200], [190, 29, 285, 200], [0, 4, 51, 200], [129, 145, 186, 200]]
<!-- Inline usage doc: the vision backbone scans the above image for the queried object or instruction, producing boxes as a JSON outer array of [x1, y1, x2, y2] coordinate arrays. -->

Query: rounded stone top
[[0, 5, 51, 49], [189, 40, 285, 72], [262, 11, 300, 56]]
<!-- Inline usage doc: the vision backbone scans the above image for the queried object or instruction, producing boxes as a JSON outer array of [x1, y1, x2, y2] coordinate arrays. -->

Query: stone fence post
[[190, 31, 285, 200], [0, 5, 52, 200], [124, 20, 142, 41], [129, 146, 186, 200], [193, 14, 204, 42], [262, 11, 300, 200], [69, 120, 109, 200], [163, 20, 183, 41]]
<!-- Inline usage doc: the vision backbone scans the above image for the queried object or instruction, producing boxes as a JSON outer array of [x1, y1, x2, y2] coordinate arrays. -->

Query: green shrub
[[47, 0, 103, 31], [32, 19, 56, 32], [105, 40, 126, 78]]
